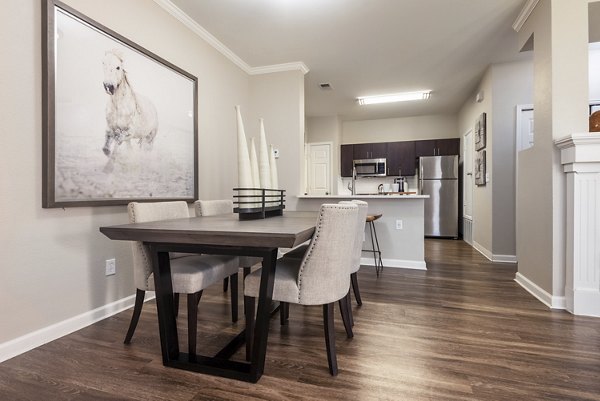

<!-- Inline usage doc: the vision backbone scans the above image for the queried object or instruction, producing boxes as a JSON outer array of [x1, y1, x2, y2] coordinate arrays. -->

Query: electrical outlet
[[396, 219, 403, 230], [105, 258, 116, 276]]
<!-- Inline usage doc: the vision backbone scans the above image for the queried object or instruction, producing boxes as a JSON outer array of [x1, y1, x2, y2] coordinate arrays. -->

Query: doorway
[[307, 142, 332, 195]]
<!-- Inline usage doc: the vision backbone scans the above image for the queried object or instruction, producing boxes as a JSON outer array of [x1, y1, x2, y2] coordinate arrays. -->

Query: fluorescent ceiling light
[[357, 90, 431, 105]]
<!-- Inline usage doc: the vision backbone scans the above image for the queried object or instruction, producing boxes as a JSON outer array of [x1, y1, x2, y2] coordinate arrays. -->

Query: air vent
[[319, 83, 333, 90]]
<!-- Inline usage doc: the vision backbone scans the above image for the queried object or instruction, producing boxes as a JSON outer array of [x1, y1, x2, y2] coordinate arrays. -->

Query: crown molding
[[152, 0, 252, 73], [250, 62, 310, 76], [152, 0, 309, 76], [512, 0, 540, 32]]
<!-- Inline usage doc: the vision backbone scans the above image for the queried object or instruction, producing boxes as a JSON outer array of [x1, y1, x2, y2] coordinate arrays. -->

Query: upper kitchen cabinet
[[387, 141, 416, 176], [436, 138, 460, 156], [415, 138, 460, 157], [353, 143, 387, 160], [340, 144, 354, 177]]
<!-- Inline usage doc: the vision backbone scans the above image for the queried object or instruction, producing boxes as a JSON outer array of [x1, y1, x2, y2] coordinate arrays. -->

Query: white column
[[555, 134, 600, 316]]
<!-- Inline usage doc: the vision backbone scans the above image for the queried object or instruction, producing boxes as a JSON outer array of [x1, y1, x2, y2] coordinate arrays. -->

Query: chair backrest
[[128, 201, 190, 290], [296, 203, 359, 305], [194, 199, 233, 217], [339, 200, 369, 273]]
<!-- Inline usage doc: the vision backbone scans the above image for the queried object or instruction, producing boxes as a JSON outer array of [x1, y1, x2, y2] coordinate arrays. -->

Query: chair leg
[[338, 296, 353, 338], [372, 220, 384, 275], [369, 221, 378, 276], [187, 291, 202, 362], [124, 289, 145, 344], [173, 293, 180, 317], [242, 267, 251, 328], [351, 272, 362, 306], [245, 296, 255, 361], [223, 277, 229, 292], [346, 291, 354, 327], [280, 302, 289, 325], [230, 273, 239, 322], [323, 303, 338, 376]]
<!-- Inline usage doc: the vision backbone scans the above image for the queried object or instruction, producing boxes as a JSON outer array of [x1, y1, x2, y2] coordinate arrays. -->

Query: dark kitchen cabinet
[[353, 143, 387, 160], [387, 141, 416, 176], [340, 138, 458, 178], [340, 144, 354, 177], [415, 138, 460, 157], [415, 140, 437, 157], [436, 138, 460, 156]]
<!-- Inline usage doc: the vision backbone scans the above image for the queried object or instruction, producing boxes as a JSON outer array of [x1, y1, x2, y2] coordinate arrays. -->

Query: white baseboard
[[472, 241, 517, 264], [492, 254, 518, 264], [0, 292, 155, 363], [514, 272, 566, 310], [360, 257, 427, 270], [472, 241, 493, 261]]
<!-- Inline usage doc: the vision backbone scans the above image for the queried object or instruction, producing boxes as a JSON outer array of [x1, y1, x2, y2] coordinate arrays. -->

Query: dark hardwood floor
[[2, 239, 600, 400]]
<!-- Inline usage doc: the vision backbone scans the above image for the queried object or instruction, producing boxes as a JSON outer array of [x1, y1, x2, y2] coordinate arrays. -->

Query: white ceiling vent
[[319, 83, 333, 90]]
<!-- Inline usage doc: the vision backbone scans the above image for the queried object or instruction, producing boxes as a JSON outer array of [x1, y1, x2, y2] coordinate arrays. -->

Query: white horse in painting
[[102, 49, 158, 171]]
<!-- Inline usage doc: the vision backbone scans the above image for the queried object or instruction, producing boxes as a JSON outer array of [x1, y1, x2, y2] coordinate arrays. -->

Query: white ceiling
[[169, 0, 529, 121]]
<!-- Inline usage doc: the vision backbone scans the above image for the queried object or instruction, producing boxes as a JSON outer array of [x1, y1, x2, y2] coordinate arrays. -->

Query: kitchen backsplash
[[338, 175, 418, 195]]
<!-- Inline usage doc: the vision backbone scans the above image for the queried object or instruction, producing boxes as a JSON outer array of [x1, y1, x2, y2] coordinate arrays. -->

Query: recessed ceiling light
[[357, 90, 431, 105]]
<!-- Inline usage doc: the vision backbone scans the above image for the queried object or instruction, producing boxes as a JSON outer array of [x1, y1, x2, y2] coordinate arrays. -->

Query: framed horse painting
[[42, 0, 198, 207]]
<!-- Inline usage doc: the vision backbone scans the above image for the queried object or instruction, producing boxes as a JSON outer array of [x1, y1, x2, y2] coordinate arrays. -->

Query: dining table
[[99, 211, 317, 383]]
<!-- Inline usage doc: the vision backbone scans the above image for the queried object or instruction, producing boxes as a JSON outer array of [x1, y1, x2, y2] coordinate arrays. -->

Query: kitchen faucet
[[347, 167, 357, 195]]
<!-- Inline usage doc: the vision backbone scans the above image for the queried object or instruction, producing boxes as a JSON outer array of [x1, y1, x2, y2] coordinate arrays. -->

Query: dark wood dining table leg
[[249, 248, 278, 381], [149, 246, 179, 364]]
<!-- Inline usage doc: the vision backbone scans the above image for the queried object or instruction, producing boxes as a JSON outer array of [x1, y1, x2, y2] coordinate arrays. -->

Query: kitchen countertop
[[297, 194, 429, 199]]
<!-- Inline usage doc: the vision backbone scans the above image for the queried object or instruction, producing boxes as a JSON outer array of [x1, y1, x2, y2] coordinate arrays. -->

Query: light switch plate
[[105, 258, 116, 276]]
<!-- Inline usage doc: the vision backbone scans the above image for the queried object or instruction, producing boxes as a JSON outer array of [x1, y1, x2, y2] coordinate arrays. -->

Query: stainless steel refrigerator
[[419, 155, 458, 238]]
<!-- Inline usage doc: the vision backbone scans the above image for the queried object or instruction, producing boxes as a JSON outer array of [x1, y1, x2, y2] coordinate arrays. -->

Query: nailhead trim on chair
[[297, 204, 356, 304]]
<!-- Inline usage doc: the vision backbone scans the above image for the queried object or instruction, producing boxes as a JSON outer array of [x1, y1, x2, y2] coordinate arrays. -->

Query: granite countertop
[[296, 194, 429, 199]]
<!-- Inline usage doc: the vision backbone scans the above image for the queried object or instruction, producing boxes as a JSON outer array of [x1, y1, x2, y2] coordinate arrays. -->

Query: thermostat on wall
[[273, 148, 280, 159]]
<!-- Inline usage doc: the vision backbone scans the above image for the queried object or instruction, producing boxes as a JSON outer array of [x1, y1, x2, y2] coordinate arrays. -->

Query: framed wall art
[[474, 112, 486, 151], [475, 150, 486, 186], [42, 0, 198, 207]]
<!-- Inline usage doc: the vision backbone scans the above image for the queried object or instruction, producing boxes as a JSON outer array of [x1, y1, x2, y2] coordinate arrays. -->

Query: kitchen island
[[296, 194, 428, 270]]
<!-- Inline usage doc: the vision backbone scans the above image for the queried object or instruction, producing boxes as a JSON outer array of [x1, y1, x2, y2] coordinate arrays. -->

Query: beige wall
[[249, 71, 305, 210], [342, 114, 458, 144], [458, 67, 493, 253], [516, 0, 589, 296], [491, 61, 534, 257], [0, 0, 304, 348], [459, 60, 534, 258]]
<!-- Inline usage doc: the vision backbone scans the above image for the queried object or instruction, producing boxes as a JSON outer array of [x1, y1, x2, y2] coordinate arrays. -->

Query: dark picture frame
[[474, 112, 486, 151], [42, 0, 198, 208], [589, 101, 600, 115], [475, 150, 486, 186]]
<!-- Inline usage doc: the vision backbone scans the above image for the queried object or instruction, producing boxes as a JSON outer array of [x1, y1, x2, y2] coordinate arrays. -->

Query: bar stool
[[363, 214, 384, 277]]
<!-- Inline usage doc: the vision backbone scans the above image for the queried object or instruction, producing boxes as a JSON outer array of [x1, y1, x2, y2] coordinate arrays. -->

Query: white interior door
[[463, 130, 473, 220], [516, 105, 534, 151], [308, 142, 331, 195]]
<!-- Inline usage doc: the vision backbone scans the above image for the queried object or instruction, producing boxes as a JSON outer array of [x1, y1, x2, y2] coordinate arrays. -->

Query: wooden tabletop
[[100, 211, 317, 249]]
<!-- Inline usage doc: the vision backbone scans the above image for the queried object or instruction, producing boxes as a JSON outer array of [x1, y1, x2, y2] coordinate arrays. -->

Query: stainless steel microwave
[[353, 158, 387, 177]]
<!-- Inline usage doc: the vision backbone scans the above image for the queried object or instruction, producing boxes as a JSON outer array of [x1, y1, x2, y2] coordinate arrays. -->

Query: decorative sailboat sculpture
[[258, 118, 272, 189], [233, 108, 284, 219]]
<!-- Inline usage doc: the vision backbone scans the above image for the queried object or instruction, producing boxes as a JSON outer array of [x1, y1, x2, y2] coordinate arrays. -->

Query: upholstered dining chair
[[339, 200, 369, 307], [124, 201, 240, 360], [244, 203, 359, 376], [283, 200, 369, 309]]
